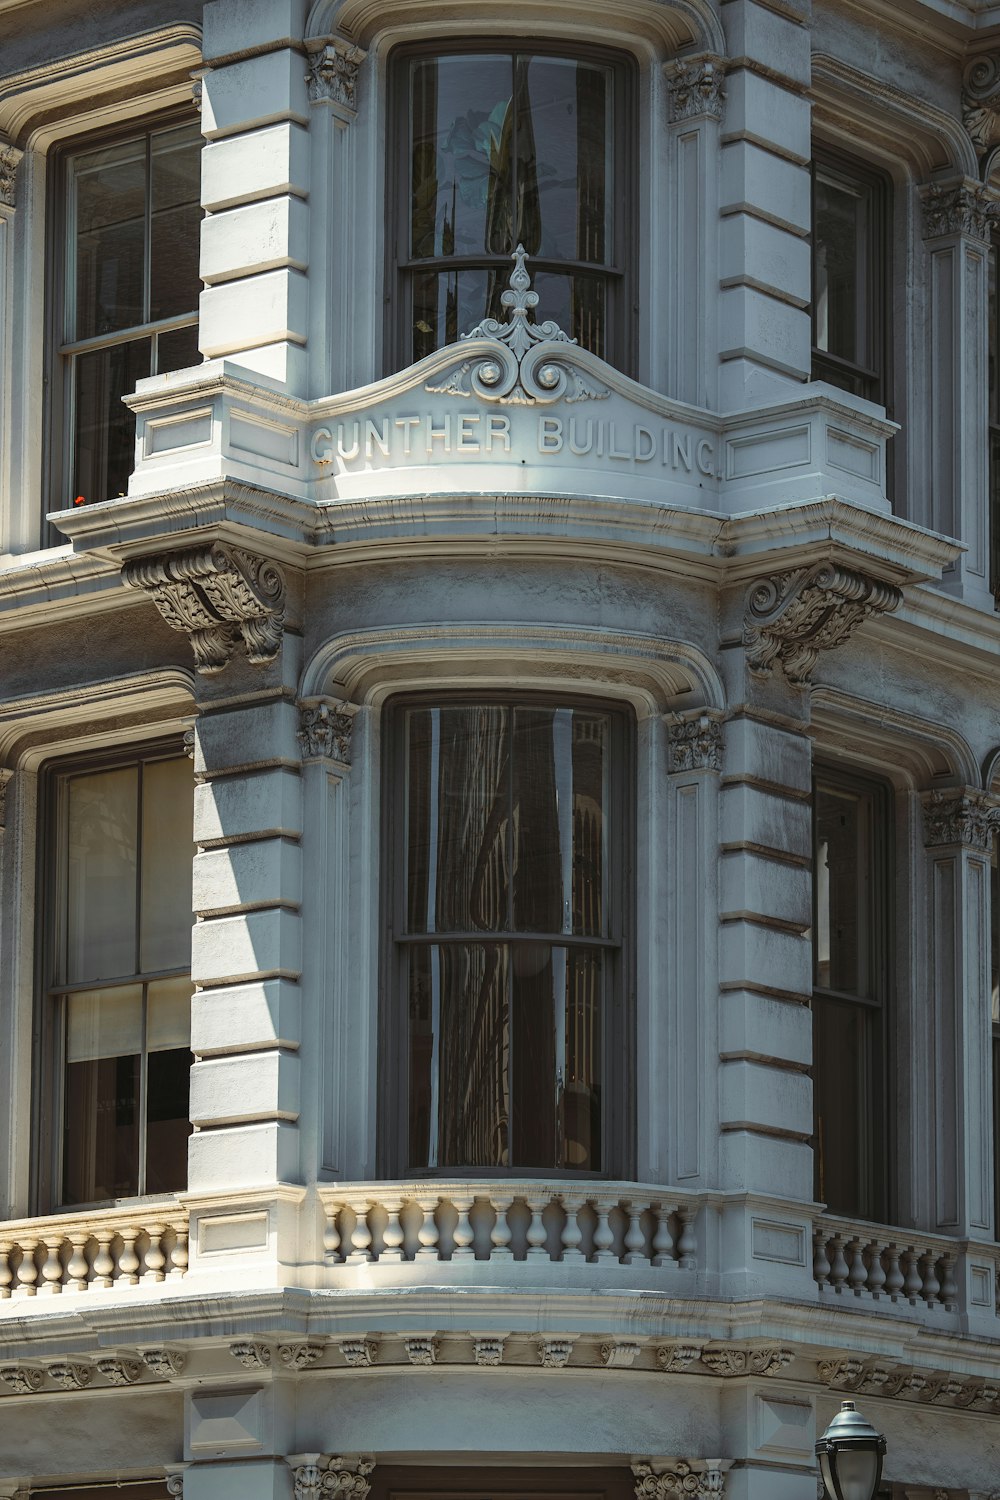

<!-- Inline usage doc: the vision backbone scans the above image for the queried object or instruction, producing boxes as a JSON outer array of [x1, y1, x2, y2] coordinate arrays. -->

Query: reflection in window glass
[[811, 154, 887, 405], [401, 703, 616, 1172]]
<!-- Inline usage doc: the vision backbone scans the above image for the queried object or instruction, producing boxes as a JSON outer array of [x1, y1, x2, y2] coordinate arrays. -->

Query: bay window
[[385, 698, 632, 1176]]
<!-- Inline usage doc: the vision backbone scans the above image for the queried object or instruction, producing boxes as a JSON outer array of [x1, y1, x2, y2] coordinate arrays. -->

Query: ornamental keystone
[[744, 562, 901, 685]]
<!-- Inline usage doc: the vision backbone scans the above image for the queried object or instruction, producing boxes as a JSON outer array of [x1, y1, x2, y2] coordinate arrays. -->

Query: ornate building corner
[[921, 180, 994, 242], [601, 1341, 642, 1368], [96, 1355, 143, 1386], [0, 768, 12, 831], [298, 697, 358, 765], [0, 142, 23, 209], [667, 711, 723, 773], [122, 543, 286, 676], [537, 1337, 575, 1368], [0, 1365, 43, 1394], [48, 1361, 93, 1390], [278, 1341, 325, 1371], [426, 244, 610, 406], [289, 1456, 375, 1500], [339, 1337, 378, 1367], [743, 563, 902, 685], [142, 1348, 186, 1378], [664, 54, 727, 123], [473, 1336, 505, 1366], [404, 1336, 438, 1366], [921, 788, 997, 852], [230, 1339, 271, 1369], [632, 1460, 726, 1499], [306, 36, 367, 115], [962, 55, 1000, 160], [657, 1345, 703, 1373]]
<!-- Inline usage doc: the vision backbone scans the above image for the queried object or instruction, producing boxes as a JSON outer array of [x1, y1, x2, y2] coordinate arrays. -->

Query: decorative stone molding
[[0, 142, 22, 209], [182, 726, 196, 760], [538, 1337, 574, 1368], [404, 1336, 438, 1366], [922, 788, 998, 851], [664, 54, 727, 123], [339, 1337, 378, 1367], [701, 1347, 793, 1377], [0, 1365, 42, 1394], [298, 697, 357, 764], [0, 769, 12, 831], [426, 244, 610, 407], [290, 1457, 375, 1500], [121, 543, 286, 676], [48, 1361, 93, 1390], [142, 1348, 186, 1378], [667, 711, 722, 773], [473, 1336, 505, 1366], [963, 55, 1000, 158], [278, 1341, 325, 1371], [632, 1461, 726, 1499], [657, 1345, 703, 1373], [97, 1356, 142, 1386], [306, 36, 366, 112], [601, 1340, 642, 1368], [817, 1357, 864, 1389], [165, 1474, 184, 1500], [921, 180, 994, 243], [230, 1340, 271, 1369], [744, 563, 902, 685]]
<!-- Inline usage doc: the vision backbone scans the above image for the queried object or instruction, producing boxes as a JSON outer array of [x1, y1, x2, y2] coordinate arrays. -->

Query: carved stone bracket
[[921, 788, 998, 852], [339, 1337, 378, 1367], [278, 1341, 325, 1371], [48, 1361, 93, 1390], [473, 1336, 505, 1366], [0, 768, 12, 831], [744, 563, 902, 685], [0, 142, 23, 209], [921, 180, 994, 242], [289, 1457, 375, 1500], [96, 1356, 142, 1386], [426, 244, 610, 407], [701, 1347, 793, 1378], [664, 54, 727, 123], [142, 1348, 186, 1379], [538, 1337, 574, 1368], [963, 55, 1000, 161], [0, 1365, 42, 1394], [601, 1340, 642, 1368], [657, 1345, 703, 1373], [122, 543, 285, 676], [632, 1460, 726, 1499], [404, 1336, 438, 1366], [165, 1473, 185, 1500], [298, 697, 358, 765], [230, 1339, 271, 1369], [667, 711, 723, 773], [307, 36, 367, 115]]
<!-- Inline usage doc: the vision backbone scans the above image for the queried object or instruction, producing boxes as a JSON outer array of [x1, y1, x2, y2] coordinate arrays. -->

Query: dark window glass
[[395, 46, 629, 370], [49, 751, 194, 1206], [396, 701, 624, 1174], [991, 833, 1000, 1236], [989, 237, 1000, 603], [812, 773, 890, 1219], [811, 152, 888, 406], [59, 118, 202, 507]]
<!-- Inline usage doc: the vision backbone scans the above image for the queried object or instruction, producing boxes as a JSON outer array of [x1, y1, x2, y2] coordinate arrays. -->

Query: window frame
[[43, 106, 201, 535], [34, 737, 193, 1214], [810, 145, 891, 410], [811, 764, 894, 1222], [378, 690, 635, 1181], [988, 227, 1000, 604], [384, 38, 638, 378]]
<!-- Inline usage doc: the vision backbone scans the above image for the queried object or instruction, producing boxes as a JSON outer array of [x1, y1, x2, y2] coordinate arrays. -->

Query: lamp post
[[816, 1399, 887, 1500]]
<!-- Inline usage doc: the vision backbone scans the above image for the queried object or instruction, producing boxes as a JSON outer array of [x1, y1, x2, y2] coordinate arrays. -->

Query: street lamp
[[816, 1399, 887, 1500]]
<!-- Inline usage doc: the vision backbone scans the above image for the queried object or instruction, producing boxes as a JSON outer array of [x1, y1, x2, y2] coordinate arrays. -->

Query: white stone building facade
[[1, 0, 1000, 1497]]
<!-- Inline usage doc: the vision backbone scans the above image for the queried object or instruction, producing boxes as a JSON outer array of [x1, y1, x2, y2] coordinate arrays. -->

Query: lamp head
[[816, 1400, 886, 1500]]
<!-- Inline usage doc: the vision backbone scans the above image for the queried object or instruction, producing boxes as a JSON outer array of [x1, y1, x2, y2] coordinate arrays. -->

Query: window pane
[[530, 270, 606, 359], [409, 943, 510, 1169], [520, 57, 610, 263], [145, 973, 192, 1196], [814, 780, 874, 998], [66, 766, 138, 983], [150, 124, 202, 322], [813, 993, 874, 1217], [813, 172, 867, 367], [146, 974, 193, 1052], [156, 323, 201, 375], [63, 986, 142, 1205], [72, 337, 151, 504], [410, 55, 514, 260], [410, 266, 505, 362], [140, 756, 194, 972], [72, 138, 147, 340]]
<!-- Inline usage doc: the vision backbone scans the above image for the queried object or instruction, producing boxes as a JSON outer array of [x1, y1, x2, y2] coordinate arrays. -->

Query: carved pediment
[[744, 562, 902, 685]]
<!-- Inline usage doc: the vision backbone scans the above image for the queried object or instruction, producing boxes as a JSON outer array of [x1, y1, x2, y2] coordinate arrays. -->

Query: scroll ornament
[[744, 562, 902, 685], [426, 245, 610, 407], [963, 54, 1000, 159], [632, 1461, 725, 1499], [122, 543, 285, 675], [291, 1458, 375, 1500]]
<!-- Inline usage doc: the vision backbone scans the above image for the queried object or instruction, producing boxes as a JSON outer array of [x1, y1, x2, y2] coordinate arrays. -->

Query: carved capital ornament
[[122, 543, 285, 675], [921, 181, 994, 243], [921, 789, 997, 852], [667, 712, 722, 773], [664, 54, 727, 123], [298, 697, 357, 764], [963, 54, 1000, 160], [291, 1457, 375, 1500], [744, 562, 902, 685], [632, 1461, 726, 1499], [307, 37, 366, 112], [0, 143, 22, 208]]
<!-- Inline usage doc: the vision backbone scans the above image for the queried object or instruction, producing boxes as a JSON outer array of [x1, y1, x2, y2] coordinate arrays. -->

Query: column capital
[[920, 179, 995, 244], [664, 54, 727, 124], [297, 696, 358, 765], [122, 542, 286, 675], [0, 768, 12, 831], [921, 787, 999, 851], [0, 140, 23, 209], [287, 1456, 375, 1500], [666, 709, 723, 773], [744, 561, 902, 685], [306, 36, 367, 118], [963, 53, 1000, 162], [632, 1460, 728, 1500]]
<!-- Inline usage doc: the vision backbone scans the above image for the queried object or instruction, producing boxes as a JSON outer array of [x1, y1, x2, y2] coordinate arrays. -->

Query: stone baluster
[[847, 1239, 867, 1295], [525, 1194, 548, 1259], [489, 1194, 513, 1259], [381, 1198, 405, 1262], [92, 1236, 115, 1288], [118, 1228, 141, 1285], [0, 1241, 12, 1298], [415, 1196, 440, 1259], [622, 1202, 646, 1265], [813, 1229, 830, 1288], [347, 1205, 373, 1264], [904, 1247, 923, 1304], [828, 1234, 849, 1291], [66, 1233, 90, 1292], [14, 1239, 38, 1295], [922, 1250, 941, 1306], [452, 1196, 475, 1260], [867, 1242, 886, 1299], [169, 1230, 189, 1279], [559, 1195, 586, 1262], [651, 1206, 676, 1268], [940, 1252, 959, 1311], [38, 1238, 64, 1295], [323, 1206, 342, 1265], [591, 1201, 617, 1264], [885, 1244, 904, 1300], [144, 1225, 167, 1282], [677, 1206, 697, 1269]]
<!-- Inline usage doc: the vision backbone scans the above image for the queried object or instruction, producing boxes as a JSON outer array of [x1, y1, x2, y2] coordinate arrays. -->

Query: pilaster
[[0, 136, 22, 553], [919, 180, 995, 608], [718, 0, 813, 410]]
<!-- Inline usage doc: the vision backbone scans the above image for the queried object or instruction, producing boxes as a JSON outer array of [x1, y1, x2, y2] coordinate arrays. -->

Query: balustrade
[[317, 1183, 697, 1269], [0, 1206, 188, 1299], [812, 1218, 963, 1313]]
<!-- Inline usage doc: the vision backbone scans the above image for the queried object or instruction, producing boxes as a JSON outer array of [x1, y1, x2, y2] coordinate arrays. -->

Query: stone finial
[[921, 789, 997, 852], [664, 54, 727, 123], [122, 543, 285, 676], [298, 697, 357, 764], [667, 711, 722, 773], [963, 54, 1000, 159], [307, 37, 367, 112], [744, 562, 902, 685], [0, 142, 23, 209], [633, 1461, 726, 1500], [921, 181, 993, 243]]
